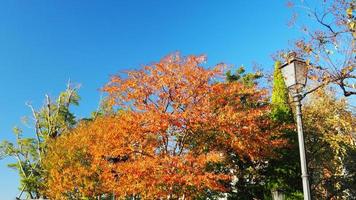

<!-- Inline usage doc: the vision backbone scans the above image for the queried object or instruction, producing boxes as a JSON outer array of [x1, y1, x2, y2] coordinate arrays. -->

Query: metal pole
[[294, 94, 311, 200]]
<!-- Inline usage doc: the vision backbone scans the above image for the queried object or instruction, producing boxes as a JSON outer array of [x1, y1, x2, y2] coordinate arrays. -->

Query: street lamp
[[280, 52, 311, 200]]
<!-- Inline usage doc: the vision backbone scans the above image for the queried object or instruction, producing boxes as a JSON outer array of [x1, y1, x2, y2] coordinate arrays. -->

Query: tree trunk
[[271, 190, 285, 200]]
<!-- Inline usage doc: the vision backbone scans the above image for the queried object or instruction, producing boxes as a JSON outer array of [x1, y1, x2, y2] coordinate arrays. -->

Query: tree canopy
[[43, 53, 285, 199]]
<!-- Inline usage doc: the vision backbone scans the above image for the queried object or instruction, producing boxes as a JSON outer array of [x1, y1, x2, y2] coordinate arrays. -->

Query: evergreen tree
[[265, 61, 303, 199], [271, 61, 293, 122]]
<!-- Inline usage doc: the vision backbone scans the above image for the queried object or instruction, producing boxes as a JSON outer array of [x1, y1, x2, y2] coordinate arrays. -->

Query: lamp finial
[[287, 52, 297, 61]]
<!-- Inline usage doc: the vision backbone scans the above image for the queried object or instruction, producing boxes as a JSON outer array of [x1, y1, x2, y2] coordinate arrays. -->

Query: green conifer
[[271, 61, 293, 122], [266, 61, 302, 199]]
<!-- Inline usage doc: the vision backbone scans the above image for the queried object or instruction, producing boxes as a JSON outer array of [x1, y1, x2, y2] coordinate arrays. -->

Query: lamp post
[[280, 52, 311, 200]]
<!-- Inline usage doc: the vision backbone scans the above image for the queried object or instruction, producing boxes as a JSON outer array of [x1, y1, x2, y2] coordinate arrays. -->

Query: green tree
[[271, 61, 293, 123], [265, 61, 302, 199], [0, 83, 79, 199], [226, 66, 263, 87]]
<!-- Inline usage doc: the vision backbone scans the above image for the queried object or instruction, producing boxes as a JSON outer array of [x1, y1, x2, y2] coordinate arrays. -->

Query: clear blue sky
[[0, 1, 303, 199]]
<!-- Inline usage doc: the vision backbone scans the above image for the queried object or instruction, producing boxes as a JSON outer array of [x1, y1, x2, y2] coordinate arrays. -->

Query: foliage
[[343, 144, 356, 197], [221, 61, 302, 200], [43, 53, 285, 199], [271, 61, 293, 123], [262, 61, 302, 199], [226, 66, 263, 87], [284, 0, 355, 96], [303, 89, 356, 199], [268, 59, 356, 199], [0, 84, 79, 199]]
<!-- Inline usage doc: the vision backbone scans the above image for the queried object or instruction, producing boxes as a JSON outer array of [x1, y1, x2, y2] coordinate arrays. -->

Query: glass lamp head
[[280, 54, 308, 94]]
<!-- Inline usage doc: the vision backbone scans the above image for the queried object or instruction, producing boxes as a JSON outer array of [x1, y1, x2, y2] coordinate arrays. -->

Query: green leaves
[[0, 83, 80, 199], [0, 141, 16, 158], [226, 66, 263, 87], [271, 61, 293, 123]]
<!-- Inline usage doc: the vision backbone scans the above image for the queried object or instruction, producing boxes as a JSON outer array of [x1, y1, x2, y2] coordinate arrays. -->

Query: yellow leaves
[[305, 59, 311, 66], [295, 40, 314, 55], [302, 89, 356, 198], [304, 88, 356, 148], [349, 21, 355, 30], [304, 44, 313, 54], [346, 7, 353, 18], [341, 65, 354, 75], [309, 74, 319, 81]]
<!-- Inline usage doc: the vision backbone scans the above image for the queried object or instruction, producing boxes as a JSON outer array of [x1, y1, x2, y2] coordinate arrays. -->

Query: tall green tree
[[0, 83, 79, 199], [271, 61, 293, 123], [266, 61, 303, 199]]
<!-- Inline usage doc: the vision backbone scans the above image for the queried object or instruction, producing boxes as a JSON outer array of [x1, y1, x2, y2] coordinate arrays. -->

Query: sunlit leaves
[[285, 0, 356, 96], [45, 53, 285, 199], [0, 84, 80, 199], [303, 89, 356, 199]]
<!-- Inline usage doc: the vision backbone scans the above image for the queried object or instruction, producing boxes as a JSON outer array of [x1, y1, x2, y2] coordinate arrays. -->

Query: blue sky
[[0, 1, 304, 199]]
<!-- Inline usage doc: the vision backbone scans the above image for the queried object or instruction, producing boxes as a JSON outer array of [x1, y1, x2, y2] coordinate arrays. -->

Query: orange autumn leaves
[[44, 53, 285, 199], [45, 114, 227, 199]]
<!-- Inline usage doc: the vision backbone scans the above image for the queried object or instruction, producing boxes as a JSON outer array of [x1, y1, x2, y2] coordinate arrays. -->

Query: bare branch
[[25, 103, 42, 162], [314, 11, 337, 35]]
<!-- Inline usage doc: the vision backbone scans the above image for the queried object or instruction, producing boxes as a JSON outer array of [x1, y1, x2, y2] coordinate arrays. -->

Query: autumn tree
[[44, 117, 110, 199], [303, 89, 356, 199], [0, 83, 79, 199], [217, 66, 269, 199], [284, 0, 355, 97], [43, 53, 285, 199]]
